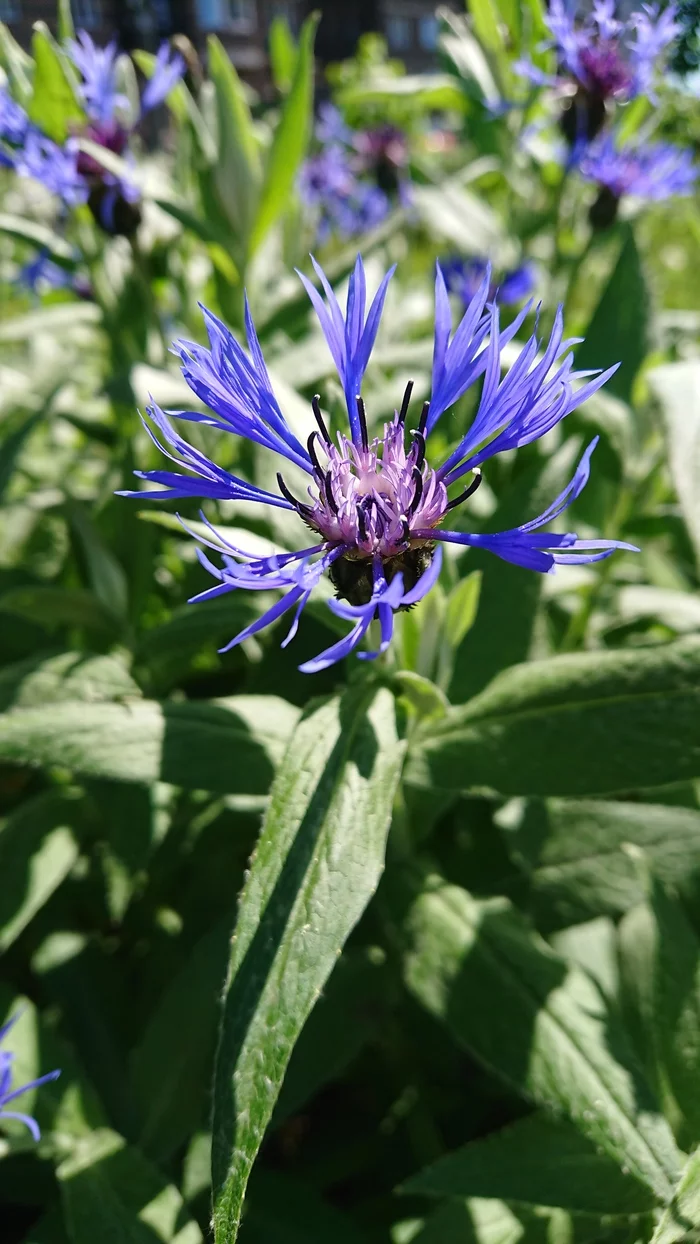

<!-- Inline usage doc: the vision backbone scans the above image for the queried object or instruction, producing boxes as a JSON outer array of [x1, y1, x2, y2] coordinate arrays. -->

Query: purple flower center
[[577, 40, 633, 98], [76, 118, 129, 176], [277, 387, 477, 605]]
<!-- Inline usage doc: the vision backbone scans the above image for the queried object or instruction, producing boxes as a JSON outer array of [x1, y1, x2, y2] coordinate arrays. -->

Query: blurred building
[[1, 0, 447, 80]]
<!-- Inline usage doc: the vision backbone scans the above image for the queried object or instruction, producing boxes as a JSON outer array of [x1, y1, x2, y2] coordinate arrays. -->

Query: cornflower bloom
[[516, 0, 681, 144], [299, 145, 391, 242], [581, 133, 697, 226], [67, 31, 184, 234], [122, 257, 636, 673], [440, 257, 535, 311], [0, 1012, 60, 1141]]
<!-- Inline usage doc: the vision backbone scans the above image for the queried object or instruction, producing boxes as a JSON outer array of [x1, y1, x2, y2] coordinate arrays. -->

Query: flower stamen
[[446, 469, 482, 511]]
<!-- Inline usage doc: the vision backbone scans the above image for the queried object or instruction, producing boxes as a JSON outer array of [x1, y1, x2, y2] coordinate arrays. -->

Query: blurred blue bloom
[[580, 133, 698, 200], [0, 89, 30, 145], [68, 31, 183, 127], [11, 131, 86, 204], [68, 32, 129, 125], [516, 0, 680, 102], [315, 101, 352, 146], [122, 257, 636, 672], [440, 257, 535, 310], [0, 1012, 60, 1142], [300, 107, 409, 242], [299, 145, 391, 241], [19, 249, 74, 293]]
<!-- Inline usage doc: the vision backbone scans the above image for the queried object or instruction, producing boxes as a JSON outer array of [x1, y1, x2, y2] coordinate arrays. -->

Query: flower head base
[[0, 1012, 60, 1142], [517, 1, 681, 144], [122, 256, 637, 673]]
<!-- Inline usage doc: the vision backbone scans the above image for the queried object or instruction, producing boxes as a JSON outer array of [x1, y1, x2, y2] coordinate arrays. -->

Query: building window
[[386, 15, 412, 51], [196, 0, 257, 31], [0, 0, 22, 19], [418, 14, 438, 50], [72, 0, 102, 28]]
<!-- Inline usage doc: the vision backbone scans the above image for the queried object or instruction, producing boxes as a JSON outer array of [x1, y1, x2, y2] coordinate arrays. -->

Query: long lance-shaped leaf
[[406, 636, 700, 797], [211, 685, 405, 1243], [249, 12, 319, 255], [403, 878, 682, 1204]]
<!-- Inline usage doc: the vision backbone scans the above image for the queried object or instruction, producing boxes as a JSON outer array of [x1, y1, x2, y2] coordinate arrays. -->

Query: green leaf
[[130, 921, 230, 1162], [250, 13, 319, 255], [57, 0, 75, 41], [0, 213, 75, 262], [403, 877, 682, 1202], [0, 302, 101, 343], [399, 1201, 631, 1244], [652, 1149, 700, 1244], [575, 224, 649, 405], [28, 24, 85, 144], [504, 798, 700, 933], [0, 790, 80, 952], [273, 947, 391, 1123], [68, 504, 129, 623], [268, 15, 298, 94], [618, 864, 700, 1147], [403, 1111, 657, 1214], [0, 22, 33, 106], [0, 411, 45, 502], [0, 695, 299, 793], [407, 637, 700, 797], [58, 1128, 203, 1244], [207, 35, 262, 253], [212, 686, 406, 1243], [0, 651, 141, 712], [0, 587, 122, 638], [648, 361, 700, 569]]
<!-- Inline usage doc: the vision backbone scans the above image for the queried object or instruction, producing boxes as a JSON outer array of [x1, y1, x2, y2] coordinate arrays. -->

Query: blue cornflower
[[299, 146, 391, 241], [0, 1012, 60, 1141], [121, 257, 636, 674], [580, 133, 698, 201], [0, 89, 30, 146], [518, 0, 679, 99], [65, 31, 184, 233], [68, 31, 184, 129], [516, 0, 680, 144], [10, 131, 86, 205], [440, 257, 535, 311]]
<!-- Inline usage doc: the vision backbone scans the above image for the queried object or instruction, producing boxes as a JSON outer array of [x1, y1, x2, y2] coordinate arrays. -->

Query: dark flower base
[[88, 184, 142, 237], [329, 544, 436, 608], [559, 90, 607, 146], [589, 185, 620, 230]]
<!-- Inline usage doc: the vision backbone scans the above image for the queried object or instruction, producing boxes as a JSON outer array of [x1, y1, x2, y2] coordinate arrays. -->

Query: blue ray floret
[[0, 1012, 60, 1142], [122, 256, 637, 672]]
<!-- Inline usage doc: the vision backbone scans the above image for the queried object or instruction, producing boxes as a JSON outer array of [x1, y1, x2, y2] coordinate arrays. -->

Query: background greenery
[[2, 3, 700, 1243]]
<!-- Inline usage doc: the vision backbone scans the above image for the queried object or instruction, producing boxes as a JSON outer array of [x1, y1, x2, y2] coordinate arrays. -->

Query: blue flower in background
[[10, 130, 86, 205], [122, 257, 636, 673], [440, 257, 535, 311], [68, 30, 184, 130], [580, 134, 698, 201], [0, 1012, 60, 1142], [299, 105, 409, 242], [517, 0, 680, 144], [0, 89, 30, 145]]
